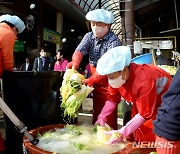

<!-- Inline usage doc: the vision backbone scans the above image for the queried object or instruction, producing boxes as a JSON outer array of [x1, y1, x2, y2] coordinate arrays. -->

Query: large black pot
[[1, 71, 76, 153]]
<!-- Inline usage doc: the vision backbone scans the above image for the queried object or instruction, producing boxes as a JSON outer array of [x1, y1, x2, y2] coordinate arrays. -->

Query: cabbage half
[[60, 69, 94, 118]]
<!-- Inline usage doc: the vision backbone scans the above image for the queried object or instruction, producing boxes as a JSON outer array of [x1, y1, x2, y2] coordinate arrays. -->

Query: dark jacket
[[20, 62, 33, 71], [153, 68, 180, 140], [33, 56, 51, 71]]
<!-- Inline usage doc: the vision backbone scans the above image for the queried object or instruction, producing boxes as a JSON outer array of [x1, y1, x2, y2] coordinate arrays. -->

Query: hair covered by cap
[[96, 46, 132, 75], [0, 14, 25, 33], [85, 9, 114, 24]]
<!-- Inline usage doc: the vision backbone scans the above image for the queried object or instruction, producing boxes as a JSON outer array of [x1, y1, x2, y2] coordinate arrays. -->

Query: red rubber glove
[[83, 71, 104, 86], [66, 51, 83, 69]]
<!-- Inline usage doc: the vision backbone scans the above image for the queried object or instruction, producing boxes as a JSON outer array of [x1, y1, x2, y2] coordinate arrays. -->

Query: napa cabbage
[[60, 69, 94, 118]]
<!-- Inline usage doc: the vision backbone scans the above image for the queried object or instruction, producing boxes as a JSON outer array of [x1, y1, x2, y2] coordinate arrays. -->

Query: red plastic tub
[[23, 124, 65, 154], [23, 124, 156, 154]]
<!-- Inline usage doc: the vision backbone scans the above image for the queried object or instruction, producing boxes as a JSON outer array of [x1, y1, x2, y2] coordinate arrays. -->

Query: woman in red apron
[[95, 46, 172, 143]]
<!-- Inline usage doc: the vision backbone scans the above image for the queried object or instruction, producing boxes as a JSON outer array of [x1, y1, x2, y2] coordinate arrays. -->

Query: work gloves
[[66, 51, 83, 69], [106, 113, 145, 144], [95, 100, 117, 126], [66, 51, 104, 87], [83, 71, 104, 86]]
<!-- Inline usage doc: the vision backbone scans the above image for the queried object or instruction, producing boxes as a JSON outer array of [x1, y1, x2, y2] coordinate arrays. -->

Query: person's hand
[[83, 71, 104, 86], [95, 118, 106, 126], [66, 51, 83, 69], [83, 77, 97, 87], [66, 61, 79, 69], [106, 113, 146, 144], [105, 130, 123, 144]]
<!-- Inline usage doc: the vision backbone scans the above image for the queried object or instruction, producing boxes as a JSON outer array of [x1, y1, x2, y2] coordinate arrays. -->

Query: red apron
[[156, 135, 180, 154], [130, 70, 172, 142], [90, 65, 118, 129], [108, 63, 172, 141]]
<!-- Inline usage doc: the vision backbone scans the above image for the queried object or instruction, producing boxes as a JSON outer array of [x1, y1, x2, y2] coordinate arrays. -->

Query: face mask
[[108, 75, 125, 88], [92, 26, 108, 38]]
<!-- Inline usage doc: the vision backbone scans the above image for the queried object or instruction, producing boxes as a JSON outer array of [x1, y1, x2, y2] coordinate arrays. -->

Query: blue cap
[[96, 46, 132, 75], [86, 9, 114, 24], [0, 14, 25, 33]]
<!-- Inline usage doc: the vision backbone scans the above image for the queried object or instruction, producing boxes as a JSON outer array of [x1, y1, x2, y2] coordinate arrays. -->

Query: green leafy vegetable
[[64, 125, 82, 136], [73, 143, 86, 150], [60, 69, 94, 118], [36, 132, 42, 139], [93, 124, 98, 134]]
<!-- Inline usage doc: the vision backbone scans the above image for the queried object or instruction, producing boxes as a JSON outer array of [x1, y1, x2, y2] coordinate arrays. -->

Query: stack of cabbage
[[60, 69, 94, 118], [158, 65, 177, 76]]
